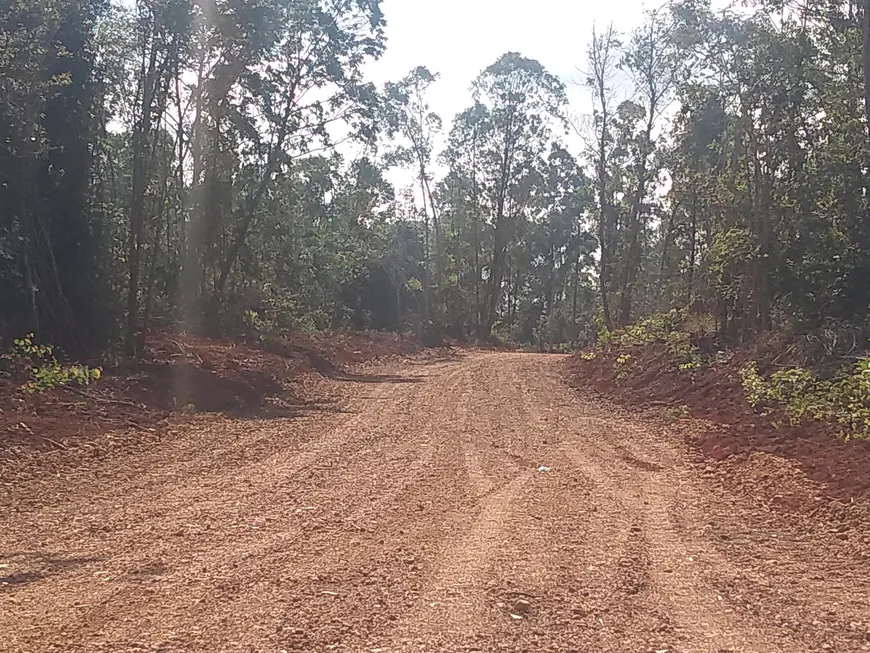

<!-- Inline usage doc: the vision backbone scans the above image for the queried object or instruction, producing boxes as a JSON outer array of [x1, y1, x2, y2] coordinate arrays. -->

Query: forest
[[3, 0, 870, 357]]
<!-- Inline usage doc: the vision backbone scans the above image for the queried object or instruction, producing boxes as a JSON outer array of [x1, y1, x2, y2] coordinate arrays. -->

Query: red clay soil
[[567, 344, 870, 506], [4, 352, 870, 652], [0, 329, 424, 461]]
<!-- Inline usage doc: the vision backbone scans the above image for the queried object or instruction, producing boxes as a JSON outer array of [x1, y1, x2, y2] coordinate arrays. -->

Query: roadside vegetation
[[573, 307, 870, 440], [739, 358, 870, 440], [1, 334, 102, 395]]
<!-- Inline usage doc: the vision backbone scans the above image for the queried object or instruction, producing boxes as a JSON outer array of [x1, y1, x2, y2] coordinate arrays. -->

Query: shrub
[[1, 333, 102, 394], [740, 357, 870, 440], [614, 353, 635, 379], [597, 309, 703, 372], [244, 310, 273, 343], [601, 309, 686, 348]]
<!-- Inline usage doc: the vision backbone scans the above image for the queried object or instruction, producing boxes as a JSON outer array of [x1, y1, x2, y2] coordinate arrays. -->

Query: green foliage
[[740, 358, 870, 440], [5, 0, 870, 361], [1, 0, 112, 354], [708, 228, 760, 303], [602, 309, 686, 348], [614, 353, 636, 379], [597, 309, 703, 372], [2, 333, 102, 394], [5, 334, 55, 366], [491, 319, 524, 346], [243, 310, 273, 343], [24, 363, 102, 395], [597, 328, 613, 347], [740, 363, 824, 423]]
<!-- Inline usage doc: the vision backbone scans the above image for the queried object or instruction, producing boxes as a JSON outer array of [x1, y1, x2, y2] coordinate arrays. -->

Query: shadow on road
[[0, 552, 105, 590]]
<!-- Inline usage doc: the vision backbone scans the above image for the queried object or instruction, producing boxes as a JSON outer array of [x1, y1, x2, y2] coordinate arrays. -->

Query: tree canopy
[[3, 0, 870, 354]]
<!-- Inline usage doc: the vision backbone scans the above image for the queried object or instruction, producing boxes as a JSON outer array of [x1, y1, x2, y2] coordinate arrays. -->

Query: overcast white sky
[[360, 0, 660, 189]]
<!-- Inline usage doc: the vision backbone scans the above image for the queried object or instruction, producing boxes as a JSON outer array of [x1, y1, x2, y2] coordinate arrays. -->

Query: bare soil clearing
[[3, 353, 869, 652], [0, 329, 422, 458]]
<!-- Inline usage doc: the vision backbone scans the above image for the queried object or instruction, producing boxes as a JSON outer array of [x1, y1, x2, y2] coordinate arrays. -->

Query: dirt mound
[[567, 345, 870, 506], [0, 330, 424, 458]]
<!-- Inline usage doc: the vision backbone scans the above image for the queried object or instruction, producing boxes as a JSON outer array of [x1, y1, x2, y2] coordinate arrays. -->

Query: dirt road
[[3, 353, 870, 652]]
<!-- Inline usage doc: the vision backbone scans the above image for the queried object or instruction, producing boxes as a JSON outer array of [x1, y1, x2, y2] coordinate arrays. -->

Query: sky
[[361, 0, 657, 189], [366, 0, 656, 120]]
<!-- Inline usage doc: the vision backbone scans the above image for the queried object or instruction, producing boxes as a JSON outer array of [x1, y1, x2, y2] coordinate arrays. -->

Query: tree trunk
[[396, 278, 402, 331], [862, 0, 870, 147], [125, 34, 159, 356], [595, 105, 614, 332], [589, 24, 618, 334], [419, 176, 432, 334], [618, 108, 656, 327], [482, 223, 506, 338], [571, 243, 581, 332], [181, 51, 208, 332], [687, 191, 698, 305], [422, 172, 443, 307], [659, 202, 676, 302], [471, 146, 481, 336]]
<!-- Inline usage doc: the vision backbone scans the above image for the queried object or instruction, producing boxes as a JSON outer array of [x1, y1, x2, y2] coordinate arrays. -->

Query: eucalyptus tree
[[467, 52, 568, 338], [441, 101, 490, 332], [586, 24, 621, 331], [383, 65, 442, 327], [615, 9, 680, 325]]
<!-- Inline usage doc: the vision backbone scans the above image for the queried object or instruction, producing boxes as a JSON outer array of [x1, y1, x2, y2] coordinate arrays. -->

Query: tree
[[0, 0, 110, 354], [384, 66, 442, 333], [8, 0, 870, 357], [441, 102, 490, 334], [183, 0, 387, 330], [586, 24, 621, 332], [469, 52, 568, 338], [123, 0, 191, 354], [615, 9, 679, 325]]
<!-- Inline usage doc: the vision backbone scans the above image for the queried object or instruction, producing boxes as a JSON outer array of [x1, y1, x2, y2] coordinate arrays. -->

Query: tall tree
[[123, 0, 191, 354], [384, 66, 443, 332], [469, 52, 568, 338], [586, 24, 621, 332], [0, 0, 110, 354], [615, 9, 679, 325], [182, 0, 387, 331]]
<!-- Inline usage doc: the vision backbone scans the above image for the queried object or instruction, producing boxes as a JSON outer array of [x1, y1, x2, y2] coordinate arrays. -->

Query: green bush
[[740, 357, 870, 440], [597, 309, 702, 372], [2, 333, 102, 394], [244, 310, 273, 343], [600, 309, 686, 348], [614, 353, 635, 379]]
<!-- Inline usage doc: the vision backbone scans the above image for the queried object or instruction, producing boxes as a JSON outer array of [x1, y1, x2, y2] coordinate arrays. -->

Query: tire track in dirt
[[3, 352, 870, 652], [510, 355, 847, 653], [1, 361, 455, 652]]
